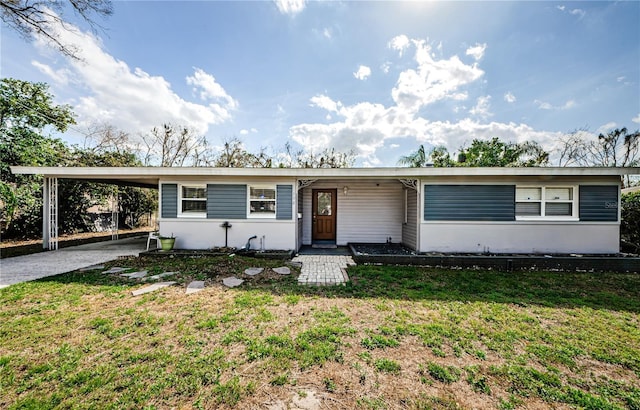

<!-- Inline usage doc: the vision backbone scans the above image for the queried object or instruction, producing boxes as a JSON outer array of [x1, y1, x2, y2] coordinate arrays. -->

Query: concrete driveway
[[0, 236, 147, 288]]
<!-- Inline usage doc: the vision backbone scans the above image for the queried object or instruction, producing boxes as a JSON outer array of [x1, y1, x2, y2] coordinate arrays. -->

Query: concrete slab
[[120, 270, 148, 279], [222, 277, 244, 288], [131, 281, 176, 296], [273, 266, 291, 275], [0, 236, 146, 289], [103, 267, 128, 274], [186, 280, 205, 294], [79, 264, 105, 271], [244, 267, 263, 276], [144, 271, 178, 281]]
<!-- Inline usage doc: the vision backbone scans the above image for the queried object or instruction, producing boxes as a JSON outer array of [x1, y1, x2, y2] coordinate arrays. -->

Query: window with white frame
[[515, 186, 576, 219], [180, 185, 206, 216], [248, 185, 276, 217]]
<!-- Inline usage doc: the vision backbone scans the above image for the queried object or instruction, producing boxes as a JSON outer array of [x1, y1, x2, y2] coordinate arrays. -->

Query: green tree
[[398, 138, 549, 168], [0, 78, 75, 237], [397, 144, 430, 167], [621, 191, 640, 253], [456, 138, 549, 167]]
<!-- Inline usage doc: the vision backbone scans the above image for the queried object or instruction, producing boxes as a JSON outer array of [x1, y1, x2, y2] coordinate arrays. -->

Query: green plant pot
[[159, 238, 175, 251]]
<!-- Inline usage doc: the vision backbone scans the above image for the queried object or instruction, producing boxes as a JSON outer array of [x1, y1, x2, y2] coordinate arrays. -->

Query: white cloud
[[310, 94, 341, 113], [239, 128, 259, 135], [274, 0, 306, 16], [388, 35, 410, 56], [617, 76, 626, 82], [391, 38, 484, 113], [535, 99, 575, 111], [381, 61, 391, 74], [469, 95, 492, 118], [504, 92, 516, 103], [390, 143, 400, 148], [186, 68, 237, 109], [597, 122, 617, 134], [288, 35, 568, 165], [323, 27, 332, 39], [569, 8, 585, 18], [557, 5, 585, 19], [633, 114, 640, 124], [31, 11, 236, 137], [31, 60, 70, 85], [465, 43, 487, 61], [354, 65, 372, 81]]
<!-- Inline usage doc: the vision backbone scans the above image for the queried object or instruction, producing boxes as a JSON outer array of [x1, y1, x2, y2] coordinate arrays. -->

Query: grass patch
[[374, 358, 401, 374], [422, 362, 461, 384], [1, 256, 638, 408]]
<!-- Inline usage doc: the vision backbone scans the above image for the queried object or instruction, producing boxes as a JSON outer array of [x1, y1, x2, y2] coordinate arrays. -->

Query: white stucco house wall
[[11, 166, 640, 254]]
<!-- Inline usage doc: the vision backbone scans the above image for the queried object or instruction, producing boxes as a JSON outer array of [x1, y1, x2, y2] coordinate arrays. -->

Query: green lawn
[[1, 256, 639, 409]]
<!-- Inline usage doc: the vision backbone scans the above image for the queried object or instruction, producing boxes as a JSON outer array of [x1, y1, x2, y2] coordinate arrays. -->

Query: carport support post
[[42, 177, 58, 250]]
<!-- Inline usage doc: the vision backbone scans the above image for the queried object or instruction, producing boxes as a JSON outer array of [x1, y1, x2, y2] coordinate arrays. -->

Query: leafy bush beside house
[[621, 191, 640, 253]]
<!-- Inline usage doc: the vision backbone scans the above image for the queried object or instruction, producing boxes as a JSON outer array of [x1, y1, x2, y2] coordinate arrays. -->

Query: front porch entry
[[312, 188, 337, 244]]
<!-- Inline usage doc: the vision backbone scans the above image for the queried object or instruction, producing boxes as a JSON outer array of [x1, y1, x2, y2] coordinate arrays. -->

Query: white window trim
[[516, 185, 579, 221], [178, 184, 207, 218], [247, 184, 277, 219]]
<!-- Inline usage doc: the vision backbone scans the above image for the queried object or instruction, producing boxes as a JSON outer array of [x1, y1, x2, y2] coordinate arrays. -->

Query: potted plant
[[158, 233, 176, 251]]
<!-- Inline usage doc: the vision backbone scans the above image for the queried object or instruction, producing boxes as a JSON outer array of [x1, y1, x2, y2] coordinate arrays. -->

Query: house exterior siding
[[419, 177, 621, 254], [401, 188, 418, 250], [158, 179, 296, 250], [301, 179, 403, 246]]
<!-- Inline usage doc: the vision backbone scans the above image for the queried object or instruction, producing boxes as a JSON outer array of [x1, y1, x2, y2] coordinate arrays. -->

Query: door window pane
[[317, 192, 332, 215]]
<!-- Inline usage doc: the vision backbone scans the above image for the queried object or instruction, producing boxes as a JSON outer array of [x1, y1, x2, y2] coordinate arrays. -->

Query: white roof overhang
[[10, 166, 640, 189]]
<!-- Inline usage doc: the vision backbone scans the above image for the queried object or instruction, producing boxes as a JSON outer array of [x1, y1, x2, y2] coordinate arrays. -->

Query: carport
[[11, 166, 160, 250]]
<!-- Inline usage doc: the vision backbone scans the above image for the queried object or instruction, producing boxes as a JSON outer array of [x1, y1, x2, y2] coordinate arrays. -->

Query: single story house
[[11, 166, 640, 254]]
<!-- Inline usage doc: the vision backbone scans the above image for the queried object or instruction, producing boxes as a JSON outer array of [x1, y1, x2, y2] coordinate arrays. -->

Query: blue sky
[[1, 1, 639, 166]]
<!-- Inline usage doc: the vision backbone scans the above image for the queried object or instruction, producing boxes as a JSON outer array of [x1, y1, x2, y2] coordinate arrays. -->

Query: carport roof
[[11, 165, 640, 188]]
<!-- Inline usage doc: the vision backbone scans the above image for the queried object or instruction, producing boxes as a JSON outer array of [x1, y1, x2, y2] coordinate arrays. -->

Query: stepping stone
[[120, 270, 148, 279], [103, 267, 127, 274], [132, 282, 176, 296], [186, 281, 205, 295], [244, 267, 263, 276], [80, 264, 105, 271], [273, 266, 291, 275], [222, 277, 244, 288], [144, 271, 178, 281]]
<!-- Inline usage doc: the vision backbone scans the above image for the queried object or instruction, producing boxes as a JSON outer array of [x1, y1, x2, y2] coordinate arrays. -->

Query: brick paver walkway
[[292, 255, 356, 285]]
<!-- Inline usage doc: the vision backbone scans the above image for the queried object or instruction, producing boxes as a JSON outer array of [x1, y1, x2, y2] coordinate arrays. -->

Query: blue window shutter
[[424, 185, 515, 221], [161, 184, 178, 218], [579, 185, 618, 221], [276, 185, 293, 220], [207, 184, 247, 219]]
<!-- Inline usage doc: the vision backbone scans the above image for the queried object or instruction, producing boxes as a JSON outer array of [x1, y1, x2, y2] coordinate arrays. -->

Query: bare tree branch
[[0, 0, 112, 60]]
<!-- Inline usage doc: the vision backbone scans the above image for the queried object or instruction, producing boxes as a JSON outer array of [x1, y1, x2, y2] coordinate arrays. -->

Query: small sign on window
[[605, 201, 617, 209]]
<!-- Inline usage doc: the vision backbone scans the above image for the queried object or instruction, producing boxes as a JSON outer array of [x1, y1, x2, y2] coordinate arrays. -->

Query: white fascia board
[[10, 166, 640, 180]]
